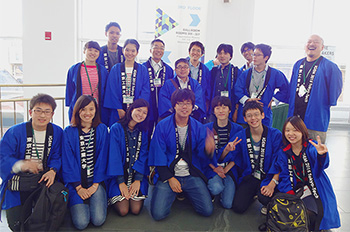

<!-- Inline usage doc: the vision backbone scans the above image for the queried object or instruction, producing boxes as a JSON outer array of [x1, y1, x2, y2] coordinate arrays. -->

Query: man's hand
[[21, 159, 42, 174], [38, 169, 56, 187], [205, 128, 215, 157], [168, 177, 182, 193]]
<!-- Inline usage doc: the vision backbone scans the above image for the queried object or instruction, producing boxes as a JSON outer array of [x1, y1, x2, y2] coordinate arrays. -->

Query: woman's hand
[[309, 136, 328, 155], [119, 182, 130, 200], [129, 180, 141, 198]]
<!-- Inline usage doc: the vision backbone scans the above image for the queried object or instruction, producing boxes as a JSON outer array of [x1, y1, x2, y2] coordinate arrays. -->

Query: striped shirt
[[81, 63, 99, 103], [31, 130, 46, 160], [216, 125, 229, 150], [82, 129, 95, 180]]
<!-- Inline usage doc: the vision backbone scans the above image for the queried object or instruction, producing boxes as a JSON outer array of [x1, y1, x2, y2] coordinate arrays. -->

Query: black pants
[[232, 175, 261, 214]]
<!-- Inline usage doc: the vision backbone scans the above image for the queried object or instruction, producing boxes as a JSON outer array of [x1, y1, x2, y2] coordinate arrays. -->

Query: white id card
[[253, 170, 261, 180], [221, 91, 229, 97], [154, 78, 162, 87], [251, 92, 258, 99], [301, 185, 312, 199], [298, 85, 307, 98], [123, 96, 134, 104]]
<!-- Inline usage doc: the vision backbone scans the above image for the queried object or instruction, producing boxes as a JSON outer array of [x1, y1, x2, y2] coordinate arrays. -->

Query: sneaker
[[261, 206, 267, 215]]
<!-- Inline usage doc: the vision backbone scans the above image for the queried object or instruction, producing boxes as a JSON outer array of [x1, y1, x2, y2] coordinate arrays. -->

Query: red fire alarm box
[[45, 31, 52, 40]]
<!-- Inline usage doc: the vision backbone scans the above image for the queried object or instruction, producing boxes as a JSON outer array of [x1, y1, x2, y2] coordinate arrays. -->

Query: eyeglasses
[[176, 65, 189, 70], [245, 112, 261, 118], [152, 46, 165, 51], [176, 102, 192, 107], [251, 53, 263, 57], [33, 109, 53, 116], [243, 48, 252, 53]]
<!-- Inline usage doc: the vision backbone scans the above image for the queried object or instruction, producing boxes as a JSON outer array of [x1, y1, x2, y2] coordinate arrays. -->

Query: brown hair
[[282, 116, 309, 146], [71, 95, 101, 128]]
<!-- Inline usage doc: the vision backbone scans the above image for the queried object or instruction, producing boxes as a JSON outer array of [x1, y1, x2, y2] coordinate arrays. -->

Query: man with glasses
[[221, 101, 282, 214], [142, 39, 174, 137], [287, 34, 343, 143], [0, 94, 63, 231], [149, 89, 213, 220], [235, 43, 289, 127], [240, 42, 255, 72], [96, 22, 125, 72], [158, 58, 205, 122]]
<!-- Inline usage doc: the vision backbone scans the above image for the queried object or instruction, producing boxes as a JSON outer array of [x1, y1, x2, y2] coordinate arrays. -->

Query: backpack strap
[[20, 184, 44, 231]]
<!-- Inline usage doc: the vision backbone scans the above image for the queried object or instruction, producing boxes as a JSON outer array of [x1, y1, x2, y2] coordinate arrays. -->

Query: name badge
[[221, 91, 229, 97], [298, 85, 307, 98], [251, 92, 258, 99], [123, 96, 134, 104], [154, 78, 162, 87], [253, 170, 261, 180]]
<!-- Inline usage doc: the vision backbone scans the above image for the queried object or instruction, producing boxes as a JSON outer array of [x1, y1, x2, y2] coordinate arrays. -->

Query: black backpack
[[20, 181, 69, 231], [259, 192, 309, 232]]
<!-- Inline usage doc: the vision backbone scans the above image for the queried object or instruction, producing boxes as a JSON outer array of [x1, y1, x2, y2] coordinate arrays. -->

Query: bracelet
[[272, 179, 279, 185]]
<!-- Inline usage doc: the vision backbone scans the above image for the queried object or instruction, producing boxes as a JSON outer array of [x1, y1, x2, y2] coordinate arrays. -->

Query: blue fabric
[[287, 57, 343, 132], [142, 59, 174, 123], [104, 63, 151, 127], [148, 115, 207, 183], [225, 126, 282, 188], [275, 142, 340, 230], [96, 45, 124, 72], [204, 60, 215, 71], [235, 66, 290, 126], [207, 174, 235, 209], [70, 184, 107, 230], [106, 123, 149, 198], [65, 62, 110, 125], [201, 121, 244, 179], [190, 63, 211, 106], [158, 77, 206, 119], [150, 176, 213, 220], [0, 122, 62, 210], [62, 123, 109, 207]]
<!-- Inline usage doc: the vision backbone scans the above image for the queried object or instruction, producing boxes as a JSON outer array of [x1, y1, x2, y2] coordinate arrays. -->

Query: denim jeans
[[208, 174, 235, 209], [70, 185, 107, 230], [150, 175, 213, 221]]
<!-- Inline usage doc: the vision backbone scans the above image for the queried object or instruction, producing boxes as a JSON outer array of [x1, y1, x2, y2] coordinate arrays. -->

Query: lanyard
[[220, 64, 231, 88], [83, 62, 99, 98], [302, 57, 320, 83], [252, 73, 265, 93]]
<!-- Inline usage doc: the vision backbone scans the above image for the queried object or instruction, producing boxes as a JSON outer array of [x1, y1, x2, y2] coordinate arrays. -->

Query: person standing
[[239, 42, 255, 72], [96, 22, 125, 72], [235, 43, 289, 127], [104, 39, 150, 126], [287, 34, 343, 143], [142, 39, 174, 136]]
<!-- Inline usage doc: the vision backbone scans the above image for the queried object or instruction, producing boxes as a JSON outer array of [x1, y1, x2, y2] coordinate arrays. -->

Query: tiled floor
[[1, 123, 349, 231]]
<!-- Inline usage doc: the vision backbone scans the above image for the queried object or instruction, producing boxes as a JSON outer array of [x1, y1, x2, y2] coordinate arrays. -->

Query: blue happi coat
[[62, 123, 108, 207], [106, 123, 149, 198], [65, 62, 110, 125], [288, 57, 343, 132], [148, 115, 207, 183], [0, 122, 62, 210], [273, 142, 340, 230], [224, 126, 282, 187], [104, 62, 150, 127], [235, 66, 290, 126]]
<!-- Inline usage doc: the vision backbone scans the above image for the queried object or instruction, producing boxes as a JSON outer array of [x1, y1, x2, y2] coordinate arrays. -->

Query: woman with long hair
[[107, 98, 150, 216], [62, 95, 108, 230], [275, 116, 340, 230]]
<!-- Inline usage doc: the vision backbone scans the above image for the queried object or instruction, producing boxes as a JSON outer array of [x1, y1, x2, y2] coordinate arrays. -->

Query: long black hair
[[118, 98, 150, 131]]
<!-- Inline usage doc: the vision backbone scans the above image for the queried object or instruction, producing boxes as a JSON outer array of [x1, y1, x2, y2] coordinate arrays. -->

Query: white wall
[[205, 0, 255, 67], [22, 0, 77, 126]]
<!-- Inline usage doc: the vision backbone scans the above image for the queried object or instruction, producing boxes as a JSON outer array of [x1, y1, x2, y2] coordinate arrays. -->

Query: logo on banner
[[155, 8, 179, 38]]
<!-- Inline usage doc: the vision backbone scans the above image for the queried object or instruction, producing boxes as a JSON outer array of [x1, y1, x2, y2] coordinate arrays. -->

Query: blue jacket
[[0, 122, 62, 210], [65, 62, 110, 125], [96, 45, 124, 72], [62, 123, 108, 207], [148, 115, 207, 183], [104, 62, 151, 126], [274, 142, 340, 230], [106, 123, 149, 198], [288, 57, 343, 132], [235, 66, 290, 126]]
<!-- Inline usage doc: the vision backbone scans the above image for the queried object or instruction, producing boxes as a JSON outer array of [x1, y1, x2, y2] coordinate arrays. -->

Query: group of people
[[0, 21, 343, 231]]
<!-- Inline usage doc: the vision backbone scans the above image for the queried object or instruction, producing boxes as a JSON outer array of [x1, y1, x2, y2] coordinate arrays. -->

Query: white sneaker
[[261, 206, 267, 215]]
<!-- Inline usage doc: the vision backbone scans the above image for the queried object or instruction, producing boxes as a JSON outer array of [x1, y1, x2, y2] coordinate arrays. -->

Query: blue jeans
[[70, 185, 107, 230], [208, 174, 235, 209], [150, 176, 213, 221]]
